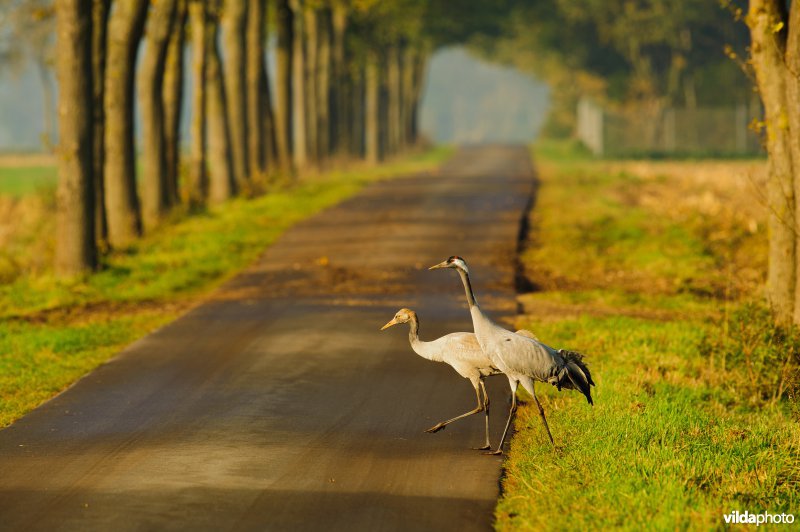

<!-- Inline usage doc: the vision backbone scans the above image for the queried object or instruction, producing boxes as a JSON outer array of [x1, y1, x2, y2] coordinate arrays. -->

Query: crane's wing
[[494, 330, 564, 381], [514, 329, 540, 341], [439, 332, 499, 378]]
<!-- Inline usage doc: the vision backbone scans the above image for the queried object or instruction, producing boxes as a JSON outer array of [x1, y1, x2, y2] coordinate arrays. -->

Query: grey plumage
[[556, 349, 595, 404], [380, 308, 501, 450], [430, 256, 595, 454]]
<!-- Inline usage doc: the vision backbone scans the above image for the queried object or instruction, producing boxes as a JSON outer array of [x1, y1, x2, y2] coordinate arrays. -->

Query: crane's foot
[[472, 445, 492, 451], [482, 449, 503, 456], [424, 423, 446, 433]]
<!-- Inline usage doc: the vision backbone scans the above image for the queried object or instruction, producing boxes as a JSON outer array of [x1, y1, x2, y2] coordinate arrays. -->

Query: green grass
[[0, 166, 57, 197], [496, 144, 799, 530], [0, 147, 453, 427]]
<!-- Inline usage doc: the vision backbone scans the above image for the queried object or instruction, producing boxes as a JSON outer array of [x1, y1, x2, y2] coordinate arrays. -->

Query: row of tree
[[53, 0, 438, 276]]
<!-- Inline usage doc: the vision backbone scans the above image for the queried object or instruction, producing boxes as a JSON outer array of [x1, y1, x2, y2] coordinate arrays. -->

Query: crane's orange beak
[[428, 260, 449, 270], [380, 318, 399, 331]]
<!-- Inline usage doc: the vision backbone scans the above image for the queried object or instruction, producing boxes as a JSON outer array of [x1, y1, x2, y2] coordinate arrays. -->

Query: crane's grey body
[[410, 329, 498, 380], [471, 308, 565, 383], [431, 256, 595, 453], [381, 308, 500, 449]]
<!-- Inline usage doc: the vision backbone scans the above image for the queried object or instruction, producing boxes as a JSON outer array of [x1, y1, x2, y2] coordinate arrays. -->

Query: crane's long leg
[[425, 380, 484, 434], [476, 378, 491, 451], [531, 383, 555, 446], [485, 379, 518, 456]]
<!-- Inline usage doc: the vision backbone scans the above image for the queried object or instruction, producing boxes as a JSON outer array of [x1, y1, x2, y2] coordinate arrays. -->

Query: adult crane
[[430, 256, 595, 454], [381, 308, 500, 450]]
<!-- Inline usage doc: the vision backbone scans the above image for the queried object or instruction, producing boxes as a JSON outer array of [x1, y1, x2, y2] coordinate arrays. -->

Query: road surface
[[0, 145, 536, 531]]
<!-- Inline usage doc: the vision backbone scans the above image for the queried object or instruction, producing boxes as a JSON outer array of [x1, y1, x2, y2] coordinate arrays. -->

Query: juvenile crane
[[430, 256, 595, 454], [381, 308, 500, 450]]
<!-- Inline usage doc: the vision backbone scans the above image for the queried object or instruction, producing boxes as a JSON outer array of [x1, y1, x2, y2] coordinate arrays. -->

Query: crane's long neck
[[458, 268, 477, 308], [457, 267, 496, 345], [407, 314, 420, 344], [407, 315, 443, 363]]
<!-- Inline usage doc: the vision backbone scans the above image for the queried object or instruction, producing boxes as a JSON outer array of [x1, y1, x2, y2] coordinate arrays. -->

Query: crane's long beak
[[428, 260, 449, 270], [380, 318, 399, 331]]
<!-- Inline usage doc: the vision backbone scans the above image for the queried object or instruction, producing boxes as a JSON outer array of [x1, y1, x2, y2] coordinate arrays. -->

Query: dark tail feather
[[559, 349, 595, 405]]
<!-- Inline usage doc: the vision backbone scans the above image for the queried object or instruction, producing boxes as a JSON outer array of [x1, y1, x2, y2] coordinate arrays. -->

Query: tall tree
[[246, 0, 267, 180], [787, 1, 800, 323], [222, 0, 249, 187], [261, 8, 279, 171], [54, 0, 96, 275], [104, 0, 148, 247], [316, 8, 332, 164], [408, 46, 427, 144], [349, 62, 364, 158], [139, 0, 179, 231], [386, 43, 401, 156], [290, 0, 308, 170], [275, 0, 294, 171], [364, 49, 379, 164], [91, 0, 110, 248], [747, 0, 797, 323], [330, 2, 349, 158], [206, 0, 236, 204], [303, 5, 319, 166], [188, 0, 208, 204], [400, 44, 416, 146], [163, 0, 188, 206]]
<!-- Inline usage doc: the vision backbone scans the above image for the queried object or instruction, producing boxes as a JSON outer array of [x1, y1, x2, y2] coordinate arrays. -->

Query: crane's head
[[380, 308, 416, 330], [428, 256, 469, 274]]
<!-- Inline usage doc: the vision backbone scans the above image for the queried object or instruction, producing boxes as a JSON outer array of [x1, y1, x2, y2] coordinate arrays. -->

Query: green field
[[495, 147, 799, 529], [0, 147, 453, 427], [0, 165, 57, 197]]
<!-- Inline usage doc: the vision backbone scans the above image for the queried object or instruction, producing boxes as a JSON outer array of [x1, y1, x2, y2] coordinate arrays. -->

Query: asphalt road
[[0, 145, 536, 531]]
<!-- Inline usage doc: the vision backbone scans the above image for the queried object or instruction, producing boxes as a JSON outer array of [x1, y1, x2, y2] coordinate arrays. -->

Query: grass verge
[[0, 147, 453, 427], [495, 146, 799, 529]]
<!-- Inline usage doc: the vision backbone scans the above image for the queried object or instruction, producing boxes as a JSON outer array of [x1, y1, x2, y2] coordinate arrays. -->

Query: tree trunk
[[275, 0, 293, 172], [104, 0, 148, 248], [139, 0, 178, 231], [261, 18, 279, 172], [290, 0, 307, 170], [54, 0, 96, 275], [364, 51, 379, 164], [222, 0, 249, 187], [401, 45, 416, 147], [331, 2, 348, 158], [409, 48, 427, 144], [188, 0, 208, 204], [786, 2, 800, 323], [316, 8, 331, 165], [206, 5, 236, 204], [246, 0, 266, 181], [91, 0, 110, 249], [303, 6, 318, 167], [163, 0, 188, 206], [386, 44, 401, 156], [349, 64, 364, 158], [378, 55, 389, 158], [747, 0, 796, 323]]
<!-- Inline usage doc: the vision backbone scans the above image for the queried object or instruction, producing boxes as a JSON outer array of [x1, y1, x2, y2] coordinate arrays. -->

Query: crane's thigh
[[517, 376, 537, 398]]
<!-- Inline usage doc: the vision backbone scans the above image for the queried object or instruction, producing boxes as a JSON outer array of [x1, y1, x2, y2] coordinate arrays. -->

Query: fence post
[[577, 98, 604, 156]]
